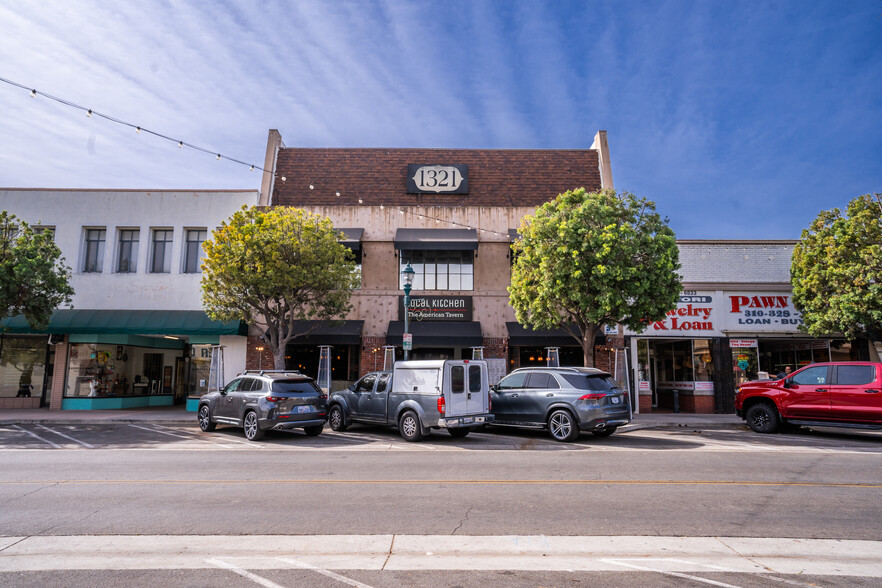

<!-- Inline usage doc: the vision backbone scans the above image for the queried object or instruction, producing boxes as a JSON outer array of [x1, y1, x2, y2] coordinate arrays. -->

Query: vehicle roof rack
[[242, 369, 305, 376]]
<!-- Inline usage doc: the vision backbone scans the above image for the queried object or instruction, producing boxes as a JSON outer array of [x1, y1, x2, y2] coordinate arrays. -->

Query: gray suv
[[490, 367, 631, 442], [197, 370, 328, 441]]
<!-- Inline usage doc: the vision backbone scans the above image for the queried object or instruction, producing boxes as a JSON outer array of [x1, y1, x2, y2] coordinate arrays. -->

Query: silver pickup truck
[[327, 359, 495, 441]]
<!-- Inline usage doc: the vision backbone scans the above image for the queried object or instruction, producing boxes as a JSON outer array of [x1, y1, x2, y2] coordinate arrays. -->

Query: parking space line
[[276, 556, 376, 588], [127, 424, 238, 448], [11, 425, 61, 448], [35, 424, 94, 448], [152, 424, 261, 447], [206, 558, 286, 587], [600, 558, 742, 587]]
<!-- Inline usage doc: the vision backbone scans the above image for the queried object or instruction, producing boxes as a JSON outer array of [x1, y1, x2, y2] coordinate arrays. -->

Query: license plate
[[611, 396, 621, 404], [296, 405, 314, 414], [462, 417, 474, 424]]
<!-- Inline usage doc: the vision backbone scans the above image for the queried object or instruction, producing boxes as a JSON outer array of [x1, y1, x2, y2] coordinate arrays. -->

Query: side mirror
[[783, 378, 793, 389], [490, 384, 499, 393]]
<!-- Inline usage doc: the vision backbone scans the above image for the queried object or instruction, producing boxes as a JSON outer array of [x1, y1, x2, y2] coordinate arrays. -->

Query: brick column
[[360, 336, 388, 376]]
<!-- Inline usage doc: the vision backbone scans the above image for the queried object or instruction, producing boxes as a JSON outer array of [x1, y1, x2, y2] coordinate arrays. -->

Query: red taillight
[[437, 395, 446, 414], [579, 393, 606, 401], [265, 395, 281, 402], [488, 391, 492, 411]]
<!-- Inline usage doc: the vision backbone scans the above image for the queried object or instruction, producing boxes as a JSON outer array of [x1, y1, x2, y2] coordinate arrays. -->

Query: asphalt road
[[2, 423, 882, 586]]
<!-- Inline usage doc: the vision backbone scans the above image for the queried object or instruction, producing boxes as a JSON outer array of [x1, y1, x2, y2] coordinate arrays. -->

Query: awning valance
[[284, 320, 364, 345], [337, 228, 364, 250], [1, 310, 246, 336], [386, 321, 483, 346], [394, 228, 478, 251], [506, 322, 605, 347]]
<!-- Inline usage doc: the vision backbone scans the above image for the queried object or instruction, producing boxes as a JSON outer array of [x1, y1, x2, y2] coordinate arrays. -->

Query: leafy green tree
[[509, 189, 681, 367], [0, 211, 74, 331], [791, 194, 882, 360], [201, 206, 358, 370]]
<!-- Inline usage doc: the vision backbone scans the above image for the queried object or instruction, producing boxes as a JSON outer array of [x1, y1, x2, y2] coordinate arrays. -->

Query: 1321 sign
[[406, 164, 469, 194]]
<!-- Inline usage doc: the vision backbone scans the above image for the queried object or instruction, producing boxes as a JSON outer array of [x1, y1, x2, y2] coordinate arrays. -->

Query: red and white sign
[[729, 339, 758, 348], [725, 293, 803, 332]]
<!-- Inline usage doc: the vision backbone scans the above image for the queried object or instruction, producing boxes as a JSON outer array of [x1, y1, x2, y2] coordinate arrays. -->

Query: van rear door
[[445, 361, 487, 416]]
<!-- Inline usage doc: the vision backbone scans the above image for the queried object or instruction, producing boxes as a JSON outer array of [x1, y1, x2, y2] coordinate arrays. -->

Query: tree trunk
[[273, 346, 286, 370], [581, 324, 599, 368]]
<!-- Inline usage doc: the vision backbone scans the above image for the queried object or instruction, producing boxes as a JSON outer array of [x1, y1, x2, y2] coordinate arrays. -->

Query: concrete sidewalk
[[0, 406, 745, 431]]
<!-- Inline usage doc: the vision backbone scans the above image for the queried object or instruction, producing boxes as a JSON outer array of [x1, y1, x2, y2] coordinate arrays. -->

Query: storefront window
[[65, 343, 181, 397], [692, 339, 714, 382], [400, 250, 474, 291], [517, 346, 582, 368], [188, 345, 213, 396], [0, 336, 47, 399], [732, 343, 758, 385]]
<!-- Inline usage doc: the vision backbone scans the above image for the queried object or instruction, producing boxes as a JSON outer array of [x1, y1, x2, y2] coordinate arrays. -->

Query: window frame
[[116, 228, 140, 274], [83, 228, 106, 273], [399, 249, 474, 292], [183, 228, 207, 274], [150, 228, 174, 274]]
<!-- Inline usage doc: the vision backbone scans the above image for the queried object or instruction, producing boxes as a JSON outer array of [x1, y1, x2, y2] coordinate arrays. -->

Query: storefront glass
[[65, 343, 182, 397], [0, 335, 47, 399], [516, 346, 583, 368]]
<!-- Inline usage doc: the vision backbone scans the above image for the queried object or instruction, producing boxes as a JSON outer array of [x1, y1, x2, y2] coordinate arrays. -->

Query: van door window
[[469, 365, 482, 393], [451, 366, 465, 393]]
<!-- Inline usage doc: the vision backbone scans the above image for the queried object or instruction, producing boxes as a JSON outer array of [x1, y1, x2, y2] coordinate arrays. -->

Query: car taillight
[[579, 393, 606, 401], [437, 395, 446, 414], [265, 395, 281, 402], [488, 391, 491, 411]]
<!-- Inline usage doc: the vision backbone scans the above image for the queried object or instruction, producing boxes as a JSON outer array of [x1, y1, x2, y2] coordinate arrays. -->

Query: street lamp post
[[401, 263, 415, 361]]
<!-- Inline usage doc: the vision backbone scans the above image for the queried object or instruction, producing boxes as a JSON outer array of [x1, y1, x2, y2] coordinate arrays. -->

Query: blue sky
[[0, 0, 879, 238]]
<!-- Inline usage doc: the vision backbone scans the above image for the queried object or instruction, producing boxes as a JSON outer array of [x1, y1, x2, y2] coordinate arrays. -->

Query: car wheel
[[399, 410, 424, 442], [303, 425, 323, 436], [328, 405, 348, 431], [745, 403, 780, 434], [548, 409, 580, 442], [198, 405, 216, 432], [243, 410, 265, 440], [591, 427, 617, 438], [448, 428, 470, 438]]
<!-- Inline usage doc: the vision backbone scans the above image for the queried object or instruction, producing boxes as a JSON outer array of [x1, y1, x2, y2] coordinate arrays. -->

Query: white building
[[0, 189, 257, 410]]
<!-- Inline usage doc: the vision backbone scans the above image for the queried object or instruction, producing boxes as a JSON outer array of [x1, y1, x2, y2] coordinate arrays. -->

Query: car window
[[239, 378, 258, 392], [497, 373, 527, 390], [560, 374, 618, 391], [376, 374, 390, 393], [526, 372, 559, 389], [792, 366, 828, 386], [451, 366, 465, 394], [223, 378, 242, 394], [468, 365, 482, 393], [836, 365, 876, 386], [271, 380, 322, 394], [355, 374, 376, 392], [250, 379, 266, 392]]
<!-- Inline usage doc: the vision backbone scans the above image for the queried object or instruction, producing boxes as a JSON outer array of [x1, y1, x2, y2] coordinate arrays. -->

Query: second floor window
[[83, 229, 106, 273], [399, 250, 474, 291], [183, 229, 207, 273], [117, 229, 139, 273], [151, 229, 173, 273]]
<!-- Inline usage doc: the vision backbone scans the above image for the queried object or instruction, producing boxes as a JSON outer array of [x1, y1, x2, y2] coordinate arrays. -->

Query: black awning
[[506, 322, 605, 347], [337, 228, 364, 251], [394, 228, 478, 251], [285, 320, 364, 345], [386, 321, 483, 346]]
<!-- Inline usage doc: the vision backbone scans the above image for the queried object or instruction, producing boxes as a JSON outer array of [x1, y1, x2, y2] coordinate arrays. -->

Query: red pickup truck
[[735, 361, 882, 433]]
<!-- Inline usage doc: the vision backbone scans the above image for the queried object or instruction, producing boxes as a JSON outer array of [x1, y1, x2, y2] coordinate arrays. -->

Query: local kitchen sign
[[406, 164, 469, 194], [399, 296, 473, 322], [625, 291, 804, 336]]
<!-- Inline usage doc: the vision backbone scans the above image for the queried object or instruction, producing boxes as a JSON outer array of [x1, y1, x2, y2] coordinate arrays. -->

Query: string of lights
[[2, 76, 519, 237], [0, 75, 272, 175]]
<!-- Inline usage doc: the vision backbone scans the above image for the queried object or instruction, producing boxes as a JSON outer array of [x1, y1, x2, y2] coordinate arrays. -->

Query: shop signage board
[[406, 164, 469, 194], [625, 290, 804, 337], [399, 296, 473, 321], [729, 339, 758, 348]]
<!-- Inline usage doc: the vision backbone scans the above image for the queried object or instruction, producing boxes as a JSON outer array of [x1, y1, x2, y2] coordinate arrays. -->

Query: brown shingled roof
[[272, 148, 601, 207]]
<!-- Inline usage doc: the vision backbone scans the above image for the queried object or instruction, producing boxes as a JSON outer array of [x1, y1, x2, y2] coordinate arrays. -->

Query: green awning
[[1, 310, 245, 336]]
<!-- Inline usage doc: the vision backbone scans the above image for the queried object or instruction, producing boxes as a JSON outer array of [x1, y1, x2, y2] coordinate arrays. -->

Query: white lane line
[[277, 556, 376, 588], [601, 558, 742, 587], [206, 558, 286, 587], [35, 424, 94, 448], [152, 424, 261, 447], [11, 425, 60, 448], [127, 424, 237, 448]]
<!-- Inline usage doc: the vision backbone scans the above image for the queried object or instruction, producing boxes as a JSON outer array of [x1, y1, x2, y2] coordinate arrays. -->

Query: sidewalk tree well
[[0, 211, 74, 331], [791, 193, 882, 361], [508, 189, 681, 368], [201, 206, 359, 370]]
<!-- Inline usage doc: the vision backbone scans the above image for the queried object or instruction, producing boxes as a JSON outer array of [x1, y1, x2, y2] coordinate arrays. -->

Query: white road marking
[[35, 424, 94, 448], [207, 558, 286, 587], [11, 425, 60, 448], [276, 556, 376, 587], [152, 423, 262, 447], [127, 424, 238, 448], [601, 558, 743, 587]]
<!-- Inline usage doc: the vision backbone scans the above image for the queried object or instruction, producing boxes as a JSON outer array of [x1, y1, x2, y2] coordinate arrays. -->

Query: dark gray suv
[[197, 370, 327, 441], [490, 367, 631, 442]]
